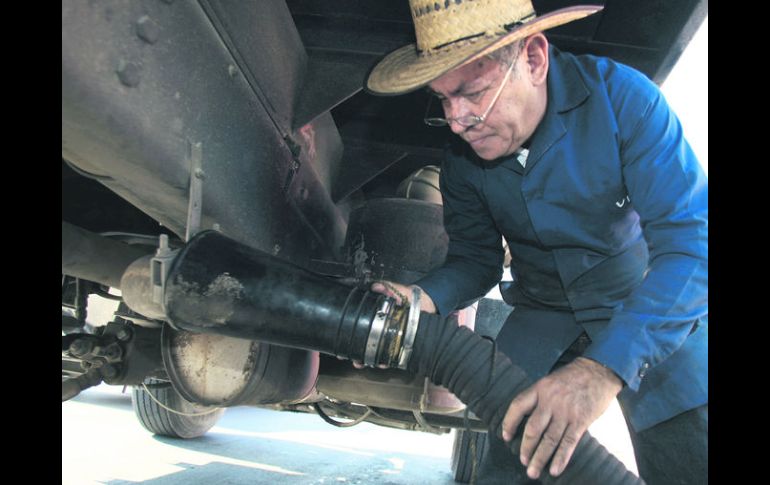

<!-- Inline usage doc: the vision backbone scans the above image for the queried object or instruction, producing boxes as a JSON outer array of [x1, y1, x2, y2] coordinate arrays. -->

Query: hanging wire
[[313, 402, 372, 428], [141, 383, 222, 417]]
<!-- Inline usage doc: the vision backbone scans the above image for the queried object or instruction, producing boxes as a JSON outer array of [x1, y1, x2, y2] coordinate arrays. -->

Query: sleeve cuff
[[582, 329, 651, 392], [414, 274, 458, 316]]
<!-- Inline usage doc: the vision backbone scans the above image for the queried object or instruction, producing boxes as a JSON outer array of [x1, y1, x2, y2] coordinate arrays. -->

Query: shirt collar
[[547, 45, 591, 114], [520, 45, 591, 175]]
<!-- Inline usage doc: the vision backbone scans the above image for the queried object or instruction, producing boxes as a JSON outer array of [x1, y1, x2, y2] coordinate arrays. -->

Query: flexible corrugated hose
[[407, 313, 643, 485]]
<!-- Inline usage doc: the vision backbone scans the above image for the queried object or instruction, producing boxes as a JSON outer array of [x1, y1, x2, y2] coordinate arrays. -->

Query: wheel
[[451, 428, 487, 483], [131, 378, 225, 439]]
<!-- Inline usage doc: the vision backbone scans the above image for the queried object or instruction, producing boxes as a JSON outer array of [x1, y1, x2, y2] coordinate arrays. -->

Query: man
[[366, 1, 707, 484]]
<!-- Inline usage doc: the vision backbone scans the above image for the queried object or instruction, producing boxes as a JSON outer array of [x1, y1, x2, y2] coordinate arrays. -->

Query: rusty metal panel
[[62, 0, 346, 262]]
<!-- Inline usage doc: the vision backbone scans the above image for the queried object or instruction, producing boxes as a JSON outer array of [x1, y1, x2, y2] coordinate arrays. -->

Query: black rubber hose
[[163, 231, 385, 364], [407, 313, 643, 485]]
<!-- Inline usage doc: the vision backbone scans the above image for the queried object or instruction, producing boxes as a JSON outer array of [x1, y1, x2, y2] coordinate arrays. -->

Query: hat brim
[[366, 5, 603, 96]]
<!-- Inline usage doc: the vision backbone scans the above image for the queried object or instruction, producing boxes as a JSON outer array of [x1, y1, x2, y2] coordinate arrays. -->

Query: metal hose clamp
[[397, 286, 422, 369], [364, 298, 392, 367]]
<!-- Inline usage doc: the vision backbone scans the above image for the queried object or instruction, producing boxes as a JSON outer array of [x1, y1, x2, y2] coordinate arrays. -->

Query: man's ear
[[523, 33, 549, 86]]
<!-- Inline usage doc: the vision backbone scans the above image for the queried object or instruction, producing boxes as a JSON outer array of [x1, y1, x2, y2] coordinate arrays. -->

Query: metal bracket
[[151, 235, 178, 310], [364, 298, 392, 367], [412, 377, 444, 434], [185, 141, 204, 242]]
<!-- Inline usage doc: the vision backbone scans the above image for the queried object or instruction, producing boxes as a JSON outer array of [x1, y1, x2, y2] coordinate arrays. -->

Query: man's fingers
[[548, 425, 583, 477], [525, 420, 567, 479], [370, 281, 405, 305], [501, 387, 537, 442], [519, 408, 552, 467]]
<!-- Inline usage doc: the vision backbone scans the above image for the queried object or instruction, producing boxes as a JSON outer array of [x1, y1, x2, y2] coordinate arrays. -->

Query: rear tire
[[131, 378, 224, 439], [451, 429, 487, 483]]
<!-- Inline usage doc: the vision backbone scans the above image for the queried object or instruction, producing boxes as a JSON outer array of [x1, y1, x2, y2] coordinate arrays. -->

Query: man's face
[[428, 49, 546, 161]]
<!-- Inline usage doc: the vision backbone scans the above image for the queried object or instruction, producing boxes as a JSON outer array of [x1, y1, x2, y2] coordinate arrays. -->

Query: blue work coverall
[[415, 45, 708, 482]]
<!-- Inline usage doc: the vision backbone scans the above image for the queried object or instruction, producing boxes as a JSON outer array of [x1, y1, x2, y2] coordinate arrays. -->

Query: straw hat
[[366, 0, 603, 95]]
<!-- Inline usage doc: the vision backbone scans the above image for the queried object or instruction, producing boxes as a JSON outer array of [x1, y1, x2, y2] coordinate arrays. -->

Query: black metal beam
[[292, 49, 380, 130]]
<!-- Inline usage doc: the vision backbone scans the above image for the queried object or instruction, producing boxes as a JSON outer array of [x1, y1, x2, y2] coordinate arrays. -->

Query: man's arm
[[580, 68, 708, 392], [500, 64, 707, 479], [413, 152, 505, 315]]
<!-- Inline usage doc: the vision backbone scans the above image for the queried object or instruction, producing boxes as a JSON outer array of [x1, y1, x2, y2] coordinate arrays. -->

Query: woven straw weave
[[365, 2, 603, 94], [412, 0, 535, 53]]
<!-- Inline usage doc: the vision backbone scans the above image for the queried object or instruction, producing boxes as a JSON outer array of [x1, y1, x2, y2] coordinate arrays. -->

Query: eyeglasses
[[423, 59, 516, 128]]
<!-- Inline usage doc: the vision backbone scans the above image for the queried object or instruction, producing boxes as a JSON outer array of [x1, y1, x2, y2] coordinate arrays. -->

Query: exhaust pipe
[[125, 230, 644, 484], [62, 221, 150, 289]]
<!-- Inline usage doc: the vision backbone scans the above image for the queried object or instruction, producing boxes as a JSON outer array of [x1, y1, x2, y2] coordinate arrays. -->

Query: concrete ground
[[62, 383, 637, 484]]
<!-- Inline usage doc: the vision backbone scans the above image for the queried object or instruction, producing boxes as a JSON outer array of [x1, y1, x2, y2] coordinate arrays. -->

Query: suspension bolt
[[116, 328, 132, 342], [69, 339, 94, 357], [101, 364, 119, 379], [104, 345, 123, 361]]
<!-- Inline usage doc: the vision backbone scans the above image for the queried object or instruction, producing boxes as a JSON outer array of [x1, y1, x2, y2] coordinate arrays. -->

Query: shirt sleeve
[[414, 151, 504, 315], [582, 66, 708, 391]]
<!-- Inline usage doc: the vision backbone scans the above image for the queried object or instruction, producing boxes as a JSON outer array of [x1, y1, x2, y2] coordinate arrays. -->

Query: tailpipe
[[130, 231, 643, 484]]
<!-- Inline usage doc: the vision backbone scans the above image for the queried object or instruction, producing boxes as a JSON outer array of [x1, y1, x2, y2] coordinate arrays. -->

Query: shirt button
[[638, 362, 650, 378]]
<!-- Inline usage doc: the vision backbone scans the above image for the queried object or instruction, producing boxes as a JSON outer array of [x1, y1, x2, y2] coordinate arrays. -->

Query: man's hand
[[343, 281, 437, 369], [500, 357, 623, 479], [371, 280, 437, 313]]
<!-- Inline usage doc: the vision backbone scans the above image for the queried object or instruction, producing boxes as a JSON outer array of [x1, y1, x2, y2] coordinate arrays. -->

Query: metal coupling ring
[[398, 286, 422, 369], [364, 298, 392, 367]]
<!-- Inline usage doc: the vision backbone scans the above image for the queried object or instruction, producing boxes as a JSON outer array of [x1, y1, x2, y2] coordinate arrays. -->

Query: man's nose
[[448, 119, 466, 134], [444, 100, 469, 134]]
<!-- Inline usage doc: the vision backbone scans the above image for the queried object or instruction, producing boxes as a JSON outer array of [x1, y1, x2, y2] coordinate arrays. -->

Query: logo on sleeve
[[615, 195, 631, 208]]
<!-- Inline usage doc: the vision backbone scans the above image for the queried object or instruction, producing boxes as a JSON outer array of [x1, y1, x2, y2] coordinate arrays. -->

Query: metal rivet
[[194, 168, 206, 179], [228, 64, 239, 77], [273, 244, 281, 255], [136, 15, 159, 44], [116, 60, 141, 87]]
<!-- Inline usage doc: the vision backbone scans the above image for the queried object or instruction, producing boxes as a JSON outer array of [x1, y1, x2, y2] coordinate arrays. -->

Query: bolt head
[[101, 364, 119, 379], [116, 60, 141, 87], [69, 339, 93, 357], [105, 345, 122, 360], [116, 328, 131, 341], [136, 15, 160, 44]]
